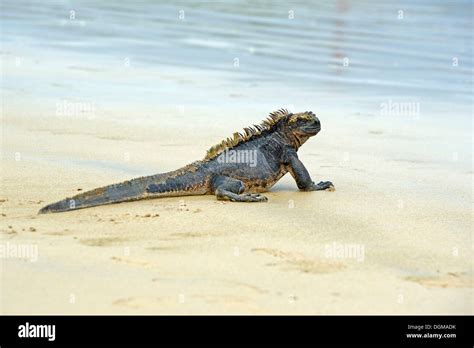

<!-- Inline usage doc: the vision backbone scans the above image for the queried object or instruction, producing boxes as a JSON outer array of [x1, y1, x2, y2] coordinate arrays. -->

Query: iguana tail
[[38, 162, 209, 214]]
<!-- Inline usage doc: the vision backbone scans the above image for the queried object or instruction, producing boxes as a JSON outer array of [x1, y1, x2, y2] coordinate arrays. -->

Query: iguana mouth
[[301, 125, 320, 134]]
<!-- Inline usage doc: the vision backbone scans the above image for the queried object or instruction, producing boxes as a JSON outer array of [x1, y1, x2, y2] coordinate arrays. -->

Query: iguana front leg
[[284, 147, 335, 191], [211, 175, 268, 202]]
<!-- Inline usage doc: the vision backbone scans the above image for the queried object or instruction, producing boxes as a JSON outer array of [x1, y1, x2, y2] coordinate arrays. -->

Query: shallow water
[[1, 0, 472, 121]]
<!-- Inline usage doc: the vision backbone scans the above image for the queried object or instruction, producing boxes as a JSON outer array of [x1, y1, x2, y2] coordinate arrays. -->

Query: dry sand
[[0, 108, 472, 314]]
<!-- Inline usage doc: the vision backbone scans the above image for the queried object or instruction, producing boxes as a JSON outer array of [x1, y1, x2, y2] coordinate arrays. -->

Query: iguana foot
[[236, 193, 268, 202], [216, 190, 268, 202], [306, 181, 335, 191], [212, 175, 268, 202]]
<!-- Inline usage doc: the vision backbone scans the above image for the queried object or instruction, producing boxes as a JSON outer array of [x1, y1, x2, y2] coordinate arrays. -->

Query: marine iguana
[[39, 109, 334, 214]]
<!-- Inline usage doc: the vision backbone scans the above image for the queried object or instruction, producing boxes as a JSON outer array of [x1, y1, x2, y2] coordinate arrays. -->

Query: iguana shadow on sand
[[39, 109, 334, 214]]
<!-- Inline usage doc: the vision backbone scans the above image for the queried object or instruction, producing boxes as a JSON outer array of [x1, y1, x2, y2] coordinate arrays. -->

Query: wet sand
[[1, 110, 471, 314]]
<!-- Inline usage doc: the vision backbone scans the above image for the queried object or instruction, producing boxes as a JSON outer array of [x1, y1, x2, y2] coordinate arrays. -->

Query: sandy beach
[[1, 106, 472, 314], [1, 0, 472, 315]]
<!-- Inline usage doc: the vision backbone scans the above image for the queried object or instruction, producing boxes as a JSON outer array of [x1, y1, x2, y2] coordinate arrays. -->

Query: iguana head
[[283, 111, 321, 147], [287, 111, 320, 135]]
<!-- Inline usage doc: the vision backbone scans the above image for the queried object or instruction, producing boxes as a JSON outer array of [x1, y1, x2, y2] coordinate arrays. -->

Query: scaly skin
[[38, 109, 334, 213]]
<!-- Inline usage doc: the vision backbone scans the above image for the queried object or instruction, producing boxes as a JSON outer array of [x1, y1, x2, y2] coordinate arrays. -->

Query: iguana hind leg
[[212, 175, 268, 202]]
